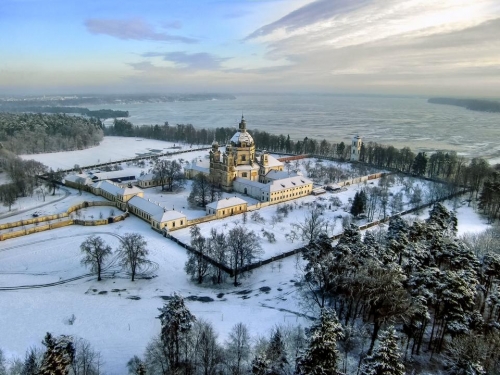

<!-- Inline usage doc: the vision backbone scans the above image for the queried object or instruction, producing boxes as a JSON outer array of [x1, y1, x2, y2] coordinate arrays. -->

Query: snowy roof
[[265, 170, 296, 180], [206, 197, 248, 210], [230, 131, 254, 146], [128, 196, 164, 216], [152, 210, 187, 223], [186, 164, 209, 173], [91, 170, 136, 180], [64, 174, 92, 185], [269, 176, 312, 192], [137, 173, 155, 181], [97, 180, 143, 197], [234, 178, 267, 189], [122, 185, 143, 196], [266, 154, 283, 168]]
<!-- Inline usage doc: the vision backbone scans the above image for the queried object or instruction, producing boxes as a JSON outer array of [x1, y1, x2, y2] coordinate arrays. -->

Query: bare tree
[[227, 226, 262, 286], [117, 233, 149, 282], [71, 337, 104, 375], [153, 159, 185, 192], [80, 235, 113, 281], [184, 225, 210, 284], [292, 208, 329, 244], [225, 323, 251, 375]]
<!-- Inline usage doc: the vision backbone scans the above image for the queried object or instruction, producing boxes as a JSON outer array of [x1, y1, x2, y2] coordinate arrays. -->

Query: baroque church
[[185, 115, 313, 203], [208, 115, 284, 191]]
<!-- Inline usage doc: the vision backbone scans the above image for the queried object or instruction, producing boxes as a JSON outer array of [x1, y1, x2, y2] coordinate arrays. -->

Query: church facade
[[208, 116, 284, 191]]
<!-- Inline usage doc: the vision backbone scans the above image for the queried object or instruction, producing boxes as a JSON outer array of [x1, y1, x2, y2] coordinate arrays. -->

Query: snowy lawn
[[0, 215, 310, 375]]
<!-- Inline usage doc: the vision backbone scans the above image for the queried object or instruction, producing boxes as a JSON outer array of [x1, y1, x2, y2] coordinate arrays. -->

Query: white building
[[350, 135, 362, 162], [233, 175, 313, 204], [206, 197, 248, 218]]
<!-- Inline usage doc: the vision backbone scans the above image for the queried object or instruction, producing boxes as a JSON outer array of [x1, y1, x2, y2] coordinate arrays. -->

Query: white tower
[[350, 135, 362, 162]]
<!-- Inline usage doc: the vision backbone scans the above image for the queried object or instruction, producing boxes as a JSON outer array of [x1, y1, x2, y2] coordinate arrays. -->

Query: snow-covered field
[[19, 137, 207, 170], [0, 137, 491, 374]]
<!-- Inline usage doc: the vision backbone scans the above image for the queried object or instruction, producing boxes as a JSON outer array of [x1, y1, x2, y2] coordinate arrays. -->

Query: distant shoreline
[[428, 97, 500, 113]]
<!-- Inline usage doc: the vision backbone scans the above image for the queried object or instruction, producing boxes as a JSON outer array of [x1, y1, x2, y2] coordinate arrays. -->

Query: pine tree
[[296, 308, 344, 375], [157, 293, 196, 371], [267, 328, 288, 375], [360, 327, 405, 375], [0, 349, 7, 375], [22, 348, 39, 375], [251, 354, 269, 375], [350, 191, 365, 217], [38, 333, 75, 375]]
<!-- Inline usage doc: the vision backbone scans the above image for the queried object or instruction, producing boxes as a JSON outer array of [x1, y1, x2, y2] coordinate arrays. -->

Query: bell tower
[[350, 135, 362, 162]]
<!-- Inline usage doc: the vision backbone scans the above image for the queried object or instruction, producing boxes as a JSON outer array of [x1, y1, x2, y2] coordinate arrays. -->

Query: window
[[180, 220, 183, 225], [242, 172, 248, 178], [241, 155, 246, 161], [172, 222, 175, 227]]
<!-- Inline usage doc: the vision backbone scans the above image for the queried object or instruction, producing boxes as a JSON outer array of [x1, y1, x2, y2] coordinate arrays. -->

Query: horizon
[[2, 0, 500, 96]]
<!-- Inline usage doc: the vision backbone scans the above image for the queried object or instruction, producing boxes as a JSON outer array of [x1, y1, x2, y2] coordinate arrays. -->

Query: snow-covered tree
[[39, 333, 75, 375], [296, 308, 344, 375], [80, 235, 113, 281], [226, 225, 262, 286], [22, 347, 40, 375], [184, 225, 210, 284], [117, 233, 149, 282], [157, 293, 196, 372], [0, 349, 6, 375], [225, 322, 251, 375], [266, 328, 288, 375], [360, 327, 405, 375]]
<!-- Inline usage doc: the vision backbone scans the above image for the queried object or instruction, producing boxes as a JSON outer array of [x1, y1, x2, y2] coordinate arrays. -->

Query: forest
[[428, 98, 500, 113], [0, 105, 128, 119], [0, 113, 104, 155], [1, 205, 500, 374]]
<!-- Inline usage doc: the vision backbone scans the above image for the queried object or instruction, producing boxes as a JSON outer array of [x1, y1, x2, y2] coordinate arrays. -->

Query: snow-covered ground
[[0, 137, 491, 373], [19, 137, 207, 170]]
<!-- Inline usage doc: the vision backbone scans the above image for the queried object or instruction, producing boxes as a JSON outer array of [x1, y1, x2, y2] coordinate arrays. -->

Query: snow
[[19, 136, 207, 170], [0, 137, 492, 374]]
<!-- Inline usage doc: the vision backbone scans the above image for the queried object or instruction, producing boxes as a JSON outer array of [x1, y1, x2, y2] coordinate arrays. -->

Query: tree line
[[0, 113, 104, 155]]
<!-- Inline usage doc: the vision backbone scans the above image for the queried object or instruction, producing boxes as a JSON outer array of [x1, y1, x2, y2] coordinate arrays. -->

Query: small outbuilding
[[206, 197, 248, 218]]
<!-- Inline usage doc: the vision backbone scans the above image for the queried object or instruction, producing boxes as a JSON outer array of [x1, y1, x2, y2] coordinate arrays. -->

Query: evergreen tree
[[0, 349, 6, 375], [157, 293, 196, 371], [21, 348, 39, 375], [350, 191, 365, 217], [251, 354, 270, 375], [39, 333, 75, 375], [296, 308, 344, 375], [360, 327, 405, 375], [266, 328, 288, 375]]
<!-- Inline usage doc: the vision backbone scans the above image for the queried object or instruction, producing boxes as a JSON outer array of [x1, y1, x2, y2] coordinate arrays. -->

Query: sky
[[1, 0, 499, 96]]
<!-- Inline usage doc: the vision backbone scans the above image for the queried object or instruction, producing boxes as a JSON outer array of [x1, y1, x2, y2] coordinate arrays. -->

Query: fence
[[164, 187, 471, 276], [0, 202, 126, 241]]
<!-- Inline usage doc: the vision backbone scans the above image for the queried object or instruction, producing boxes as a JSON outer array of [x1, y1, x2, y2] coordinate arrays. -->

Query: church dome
[[230, 115, 254, 147]]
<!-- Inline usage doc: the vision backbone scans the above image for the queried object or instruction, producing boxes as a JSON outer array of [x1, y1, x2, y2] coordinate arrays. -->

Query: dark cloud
[[85, 18, 197, 43], [141, 51, 231, 70], [246, 0, 371, 39]]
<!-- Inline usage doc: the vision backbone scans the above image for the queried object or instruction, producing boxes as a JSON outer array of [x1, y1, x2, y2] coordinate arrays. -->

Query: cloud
[[85, 18, 197, 43], [162, 20, 182, 29], [246, 0, 371, 39], [141, 51, 231, 70]]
